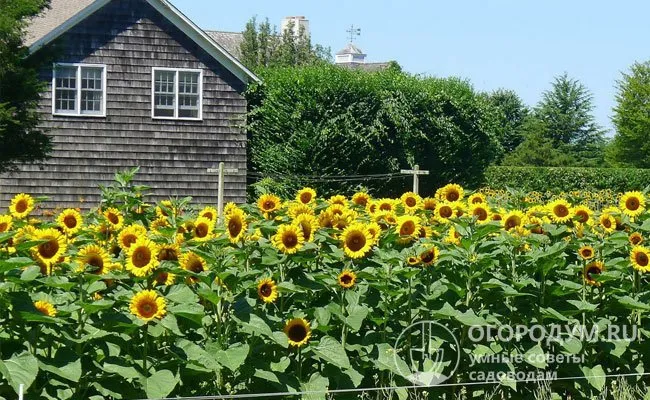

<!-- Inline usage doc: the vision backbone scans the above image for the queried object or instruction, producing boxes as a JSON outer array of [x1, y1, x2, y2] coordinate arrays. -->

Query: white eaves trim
[[28, 0, 260, 85]]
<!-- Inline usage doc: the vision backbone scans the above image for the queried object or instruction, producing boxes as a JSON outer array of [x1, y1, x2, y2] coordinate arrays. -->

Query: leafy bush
[[246, 65, 501, 198], [484, 166, 650, 193]]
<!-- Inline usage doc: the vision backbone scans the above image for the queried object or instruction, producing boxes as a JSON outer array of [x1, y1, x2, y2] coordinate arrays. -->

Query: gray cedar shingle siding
[[0, 0, 247, 210]]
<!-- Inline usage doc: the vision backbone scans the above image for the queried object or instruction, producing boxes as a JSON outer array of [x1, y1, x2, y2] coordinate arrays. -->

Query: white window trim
[[151, 67, 203, 121], [52, 63, 107, 117]]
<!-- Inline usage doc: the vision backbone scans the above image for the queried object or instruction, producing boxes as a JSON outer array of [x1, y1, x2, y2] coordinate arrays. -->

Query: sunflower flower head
[[338, 270, 357, 289], [257, 194, 281, 215], [351, 191, 371, 207], [584, 261, 604, 287], [76, 244, 111, 275], [257, 278, 278, 303], [547, 199, 573, 224], [199, 206, 218, 222], [31, 228, 67, 272], [9, 193, 35, 219], [284, 318, 312, 347], [192, 217, 215, 242], [125, 237, 159, 277], [629, 232, 644, 246], [620, 191, 646, 218], [225, 208, 247, 243], [578, 245, 595, 260], [180, 252, 209, 278], [0, 215, 13, 233], [118, 224, 147, 251], [436, 184, 464, 202], [130, 290, 166, 322], [631, 246, 650, 273], [294, 214, 319, 242], [341, 222, 372, 259], [400, 192, 422, 213], [272, 224, 305, 254], [34, 300, 57, 317], [296, 187, 317, 205], [57, 209, 83, 235]]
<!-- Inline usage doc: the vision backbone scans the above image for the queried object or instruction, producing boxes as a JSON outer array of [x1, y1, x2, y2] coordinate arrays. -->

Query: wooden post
[[400, 164, 430, 195], [18, 384, 24, 400], [217, 162, 225, 224]]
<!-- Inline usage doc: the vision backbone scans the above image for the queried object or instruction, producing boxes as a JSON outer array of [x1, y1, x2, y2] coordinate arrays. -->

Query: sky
[[172, 0, 650, 136]]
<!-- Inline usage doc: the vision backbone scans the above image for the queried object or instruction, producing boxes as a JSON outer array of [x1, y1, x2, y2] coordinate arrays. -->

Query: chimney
[[281, 16, 310, 39]]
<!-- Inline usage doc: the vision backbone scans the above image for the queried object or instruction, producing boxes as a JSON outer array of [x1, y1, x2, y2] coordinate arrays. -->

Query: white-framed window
[[52, 63, 106, 117], [152, 68, 203, 120]]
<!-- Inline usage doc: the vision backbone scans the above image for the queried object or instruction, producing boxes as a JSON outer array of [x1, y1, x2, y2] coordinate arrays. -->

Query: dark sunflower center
[[156, 272, 169, 284], [586, 266, 601, 279], [87, 255, 104, 271], [346, 232, 366, 252], [39, 239, 59, 259], [260, 283, 272, 297], [440, 206, 453, 218], [446, 191, 459, 202], [139, 302, 156, 318], [123, 234, 137, 248], [420, 250, 435, 263], [203, 212, 214, 220], [473, 208, 488, 220], [300, 223, 312, 240], [602, 218, 612, 228], [492, 214, 502, 221], [636, 252, 649, 267], [132, 247, 151, 268], [159, 248, 178, 261], [626, 198, 640, 211], [472, 197, 482, 204], [405, 198, 416, 207], [263, 200, 275, 210], [63, 215, 77, 228], [15, 200, 27, 213], [195, 224, 209, 238], [554, 205, 569, 218], [581, 249, 592, 258], [107, 213, 119, 225], [505, 216, 520, 230], [189, 260, 204, 273], [418, 227, 427, 238], [300, 193, 312, 204], [379, 203, 392, 211], [0, 222, 7, 232], [576, 211, 588, 223], [400, 221, 416, 236], [282, 232, 298, 248], [632, 236, 642, 245], [228, 219, 242, 237], [288, 324, 307, 342], [340, 274, 353, 285]]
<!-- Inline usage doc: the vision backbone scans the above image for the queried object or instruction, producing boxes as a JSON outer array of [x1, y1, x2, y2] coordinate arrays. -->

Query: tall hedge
[[484, 166, 650, 193], [246, 65, 501, 197]]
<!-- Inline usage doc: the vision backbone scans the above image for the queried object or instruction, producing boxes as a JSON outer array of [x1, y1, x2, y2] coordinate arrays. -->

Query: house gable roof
[[26, 0, 260, 84]]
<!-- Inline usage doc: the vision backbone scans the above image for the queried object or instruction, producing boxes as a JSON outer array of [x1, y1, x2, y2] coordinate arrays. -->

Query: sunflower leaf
[[312, 336, 350, 370], [215, 343, 249, 372], [20, 265, 40, 281], [0, 352, 39, 394], [0, 257, 35, 273], [616, 295, 650, 311], [141, 369, 179, 399], [300, 372, 329, 400]]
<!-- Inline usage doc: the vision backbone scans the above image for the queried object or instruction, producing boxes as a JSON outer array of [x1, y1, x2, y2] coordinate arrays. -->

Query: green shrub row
[[483, 166, 650, 193]]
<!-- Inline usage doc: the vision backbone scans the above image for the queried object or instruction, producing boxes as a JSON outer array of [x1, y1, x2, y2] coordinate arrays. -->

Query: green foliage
[[246, 65, 501, 197], [0, 0, 52, 173], [504, 74, 606, 167], [484, 89, 529, 158], [609, 61, 650, 167], [240, 16, 331, 71], [484, 166, 650, 193]]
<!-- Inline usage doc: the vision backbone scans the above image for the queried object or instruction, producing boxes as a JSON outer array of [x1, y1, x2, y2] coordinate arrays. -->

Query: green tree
[[239, 17, 331, 71], [485, 89, 529, 157], [502, 117, 572, 166], [609, 61, 650, 167], [0, 0, 52, 173]]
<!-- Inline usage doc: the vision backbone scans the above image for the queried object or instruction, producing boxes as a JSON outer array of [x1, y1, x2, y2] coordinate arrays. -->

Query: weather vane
[[346, 24, 361, 43]]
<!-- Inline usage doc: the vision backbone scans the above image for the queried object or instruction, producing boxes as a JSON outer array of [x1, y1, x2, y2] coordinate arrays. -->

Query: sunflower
[[366, 221, 382, 244], [341, 223, 372, 259], [287, 202, 314, 218], [155, 200, 175, 218], [376, 198, 395, 212], [395, 215, 420, 238], [34, 300, 57, 317], [257, 278, 278, 303], [417, 225, 433, 240], [572, 205, 593, 225], [470, 204, 490, 223], [0, 215, 12, 233], [9, 193, 34, 219], [629, 232, 644, 246], [602, 206, 624, 231], [422, 197, 437, 211], [583, 261, 604, 287], [294, 214, 319, 242], [257, 194, 281, 214], [599, 213, 616, 234], [351, 192, 370, 207], [154, 270, 176, 286], [433, 202, 456, 223], [284, 318, 312, 347], [118, 224, 147, 251], [444, 226, 461, 246], [365, 200, 379, 215], [77, 244, 111, 274], [157, 243, 180, 262], [468, 193, 486, 205], [436, 184, 464, 202], [407, 255, 420, 266], [225, 209, 247, 243], [101, 208, 124, 231], [631, 246, 650, 273], [503, 211, 525, 231], [56, 209, 83, 235], [192, 217, 214, 242], [578, 245, 595, 260], [199, 206, 218, 222], [296, 187, 317, 205], [419, 246, 439, 266], [328, 195, 348, 206], [150, 216, 170, 233], [125, 237, 159, 277], [130, 290, 166, 322], [271, 224, 304, 254], [374, 211, 397, 228], [180, 252, 209, 275], [619, 191, 645, 218], [247, 228, 262, 242], [31, 228, 67, 270], [400, 192, 422, 213], [338, 270, 357, 289], [547, 199, 573, 224]]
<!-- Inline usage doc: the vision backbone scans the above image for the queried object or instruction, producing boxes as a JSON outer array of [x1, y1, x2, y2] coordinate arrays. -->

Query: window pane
[[81, 90, 102, 113], [55, 66, 77, 89], [154, 71, 175, 93], [55, 89, 76, 112], [179, 72, 199, 94], [81, 67, 102, 90]]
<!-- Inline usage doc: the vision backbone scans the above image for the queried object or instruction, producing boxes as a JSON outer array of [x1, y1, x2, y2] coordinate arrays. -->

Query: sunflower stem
[[340, 289, 347, 350], [143, 323, 149, 375]]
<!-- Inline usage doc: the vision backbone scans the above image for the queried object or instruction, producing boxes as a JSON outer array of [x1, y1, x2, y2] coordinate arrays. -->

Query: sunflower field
[[2, 172, 650, 400]]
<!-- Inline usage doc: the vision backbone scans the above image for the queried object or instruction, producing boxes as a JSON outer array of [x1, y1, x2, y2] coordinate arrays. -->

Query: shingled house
[[0, 0, 259, 209]]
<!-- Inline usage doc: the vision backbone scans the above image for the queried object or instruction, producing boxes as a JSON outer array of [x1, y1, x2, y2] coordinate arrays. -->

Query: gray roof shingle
[[205, 30, 243, 60], [25, 0, 96, 47]]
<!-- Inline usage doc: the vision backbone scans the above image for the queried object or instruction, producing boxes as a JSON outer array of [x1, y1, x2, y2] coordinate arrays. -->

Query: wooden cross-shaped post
[[400, 164, 429, 195], [207, 162, 239, 224]]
